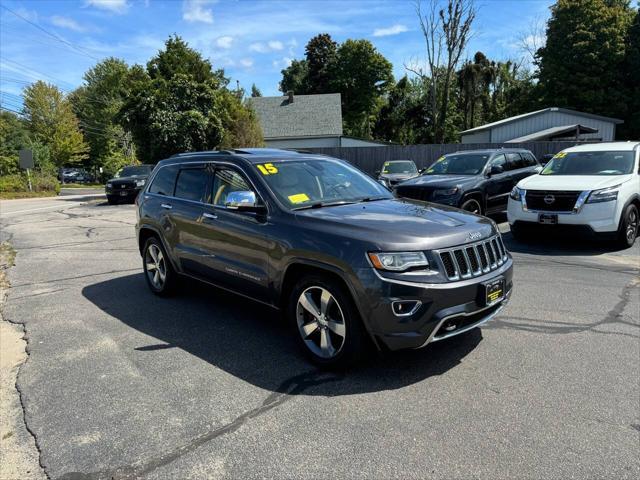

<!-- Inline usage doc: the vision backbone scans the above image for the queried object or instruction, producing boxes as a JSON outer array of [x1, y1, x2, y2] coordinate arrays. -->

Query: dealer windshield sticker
[[288, 193, 310, 204], [256, 163, 278, 175], [554, 152, 567, 159]]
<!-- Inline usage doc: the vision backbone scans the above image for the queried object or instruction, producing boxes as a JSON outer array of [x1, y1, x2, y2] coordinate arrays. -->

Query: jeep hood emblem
[[468, 231, 482, 241]]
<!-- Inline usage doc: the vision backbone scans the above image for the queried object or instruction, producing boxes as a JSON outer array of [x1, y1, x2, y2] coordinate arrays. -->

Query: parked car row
[[58, 167, 95, 184]]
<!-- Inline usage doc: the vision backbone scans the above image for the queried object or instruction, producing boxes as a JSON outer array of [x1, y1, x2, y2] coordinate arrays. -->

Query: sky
[[0, 0, 553, 111]]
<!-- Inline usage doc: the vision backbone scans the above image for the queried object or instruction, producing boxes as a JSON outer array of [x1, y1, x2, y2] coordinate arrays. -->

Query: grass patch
[[61, 183, 104, 188], [0, 190, 58, 200]]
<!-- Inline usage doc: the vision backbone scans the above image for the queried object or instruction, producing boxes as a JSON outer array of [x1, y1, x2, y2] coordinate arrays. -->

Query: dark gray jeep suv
[[136, 149, 513, 367]]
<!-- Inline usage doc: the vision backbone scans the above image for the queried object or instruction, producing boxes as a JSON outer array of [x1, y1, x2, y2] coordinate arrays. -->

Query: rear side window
[[175, 167, 209, 202], [490, 154, 506, 170], [148, 165, 178, 196], [505, 153, 523, 170], [521, 152, 538, 167]]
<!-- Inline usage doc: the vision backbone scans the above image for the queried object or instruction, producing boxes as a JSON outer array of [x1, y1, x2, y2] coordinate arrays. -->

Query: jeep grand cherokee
[[136, 149, 513, 367]]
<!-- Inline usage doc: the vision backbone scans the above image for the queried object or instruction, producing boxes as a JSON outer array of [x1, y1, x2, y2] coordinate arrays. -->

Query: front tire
[[616, 203, 639, 248], [461, 198, 483, 215], [287, 274, 366, 369], [142, 237, 177, 296]]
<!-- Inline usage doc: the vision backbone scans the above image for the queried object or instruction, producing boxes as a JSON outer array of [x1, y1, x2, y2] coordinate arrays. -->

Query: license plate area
[[483, 277, 505, 307], [538, 213, 558, 224], [119, 191, 128, 196]]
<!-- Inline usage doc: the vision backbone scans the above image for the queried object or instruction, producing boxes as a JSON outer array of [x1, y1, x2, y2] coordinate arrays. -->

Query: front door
[[485, 154, 512, 213]]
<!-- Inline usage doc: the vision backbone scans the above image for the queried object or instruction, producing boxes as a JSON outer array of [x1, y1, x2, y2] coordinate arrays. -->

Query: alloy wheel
[[296, 286, 346, 359], [627, 207, 638, 243], [145, 244, 167, 290], [463, 200, 482, 215]]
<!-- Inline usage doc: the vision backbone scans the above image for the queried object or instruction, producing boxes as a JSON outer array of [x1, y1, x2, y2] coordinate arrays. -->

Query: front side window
[[255, 159, 391, 209], [522, 152, 538, 167], [148, 165, 178, 196], [211, 168, 255, 207], [425, 153, 491, 175], [174, 167, 209, 202], [489, 154, 506, 170], [541, 151, 635, 176], [382, 161, 418, 174]]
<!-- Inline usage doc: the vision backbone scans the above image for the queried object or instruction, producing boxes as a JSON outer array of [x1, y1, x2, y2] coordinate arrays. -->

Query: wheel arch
[[137, 225, 180, 272], [461, 191, 485, 211]]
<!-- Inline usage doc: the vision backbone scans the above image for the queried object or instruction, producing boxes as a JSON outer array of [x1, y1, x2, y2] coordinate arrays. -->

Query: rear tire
[[287, 274, 366, 369], [461, 198, 483, 215], [142, 237, 177, 296], [616, 203, 638, 248]]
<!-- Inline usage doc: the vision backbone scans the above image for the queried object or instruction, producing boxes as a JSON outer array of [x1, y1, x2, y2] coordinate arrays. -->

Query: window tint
[[506, 153, 523, 170], [522, 152, 538, 167], [174, 167, 209, 202], [148, 165, 178, 196], [490, 154, 506, 170], [211, 168, 255, 207]]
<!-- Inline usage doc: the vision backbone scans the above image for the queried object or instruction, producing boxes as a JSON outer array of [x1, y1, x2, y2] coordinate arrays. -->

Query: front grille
[[395, 186, 431, 202], [526, 190, 580, 212], [437, 235, 508, 281]]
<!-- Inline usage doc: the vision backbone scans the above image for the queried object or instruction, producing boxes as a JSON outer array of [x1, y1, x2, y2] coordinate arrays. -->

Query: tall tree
[[409, 0, 476, 143], [22, 81, 88, 167], [305, 33, 338, 94], [280, 59, 309, 94], [536, 0, 634, 122], [250, 83, 262, 97], [623, 6, 640, 138]]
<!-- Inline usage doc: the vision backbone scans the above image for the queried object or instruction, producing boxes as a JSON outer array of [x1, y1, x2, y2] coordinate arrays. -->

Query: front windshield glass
[[115, 165, 153, 178], [255, 159, 392, 209], [541, 151, 635, 176], [424, 153, 490, 175], [382, 161, 417, 174]]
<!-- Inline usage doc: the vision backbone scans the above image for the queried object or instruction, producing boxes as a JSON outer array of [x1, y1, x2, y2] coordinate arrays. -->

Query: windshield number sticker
[[288, 193, 310, 204], [554, 152, 567, 159], [257, 163, 278, 175]]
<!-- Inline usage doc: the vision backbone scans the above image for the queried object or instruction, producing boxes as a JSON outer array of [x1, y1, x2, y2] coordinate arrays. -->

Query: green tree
[[536, 0, 634, 122], [250, 83, 262, 97], [623, 6, 640, 138], [22, 81, 88, 167], [280, 59, 309, 94], [329, 39, 394, 137], [0, 111, 29, 175], [305, 33, 338, 94], [70, 58, 136, 173]]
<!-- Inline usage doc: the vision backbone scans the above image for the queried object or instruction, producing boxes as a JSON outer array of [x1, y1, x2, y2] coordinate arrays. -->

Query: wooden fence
[[306, 141, 582, 174]]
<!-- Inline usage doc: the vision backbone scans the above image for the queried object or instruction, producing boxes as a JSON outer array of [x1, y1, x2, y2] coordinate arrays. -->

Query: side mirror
[[418, 168, 426, 174], [489, 165, 504, 176], [225, 191, 264, 212]]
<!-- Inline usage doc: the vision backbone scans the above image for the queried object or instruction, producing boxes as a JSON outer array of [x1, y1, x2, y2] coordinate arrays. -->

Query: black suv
[[394, 149, 540, 215], [136, 149, 513, 367], [106, 165, 154, 204]]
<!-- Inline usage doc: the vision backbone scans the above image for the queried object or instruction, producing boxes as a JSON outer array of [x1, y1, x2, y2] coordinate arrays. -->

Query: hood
[[518, 174, 633, 191], [379, 172, 418, 181], [294, 198, 496, 251], [109, 175, 149, 184], [398, 174, 477, 189]]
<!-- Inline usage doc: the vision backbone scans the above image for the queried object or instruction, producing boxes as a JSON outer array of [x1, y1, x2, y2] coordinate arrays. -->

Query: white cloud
[[85, 0, 129, 14], [250, 40, 285, 53], [268, 40, 283, 51], [272, 57, 293, 69], [215, 36, 233, 49], [249, 42, 268, 53], [183, 0, 214, 24], [373, 24, 408, 37], [51, 15, 86, 32], [239, 58, 254, 68]]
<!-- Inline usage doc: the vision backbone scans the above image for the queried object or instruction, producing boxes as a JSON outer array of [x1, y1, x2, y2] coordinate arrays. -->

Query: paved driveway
[[1, 198, 638, 479]]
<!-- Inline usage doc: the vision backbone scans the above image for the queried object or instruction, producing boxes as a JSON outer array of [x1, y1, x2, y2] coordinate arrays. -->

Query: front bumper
[[507, 198, 618, 233], [106, 186, 142, 200], [353, 258, 513, 351]]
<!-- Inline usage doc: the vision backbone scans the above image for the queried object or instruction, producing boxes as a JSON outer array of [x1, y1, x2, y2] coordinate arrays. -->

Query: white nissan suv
[[507, 142, 640, 248]]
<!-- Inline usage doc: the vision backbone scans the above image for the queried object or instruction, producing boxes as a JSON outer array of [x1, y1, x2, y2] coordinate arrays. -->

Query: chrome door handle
[[202, 212, 217, 220], [160, 203, 172, 210]]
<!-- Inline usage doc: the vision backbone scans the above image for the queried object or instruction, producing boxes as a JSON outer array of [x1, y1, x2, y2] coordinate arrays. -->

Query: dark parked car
[[59, 168, 93, 184], [376, 160, 420, 188], [394, 149, 540, 216], [136, 149, 513, 367], [106, 165, 154, 204]]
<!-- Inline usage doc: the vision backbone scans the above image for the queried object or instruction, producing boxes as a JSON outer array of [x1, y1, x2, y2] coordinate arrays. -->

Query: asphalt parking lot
[[0, 197, 638, 479]]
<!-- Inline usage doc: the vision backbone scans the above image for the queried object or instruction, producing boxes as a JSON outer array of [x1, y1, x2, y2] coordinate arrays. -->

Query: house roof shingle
[[248, 93, 343, 139]]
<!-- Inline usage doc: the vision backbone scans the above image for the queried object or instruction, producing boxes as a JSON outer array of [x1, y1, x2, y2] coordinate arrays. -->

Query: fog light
[[391, 300, 422, 317]]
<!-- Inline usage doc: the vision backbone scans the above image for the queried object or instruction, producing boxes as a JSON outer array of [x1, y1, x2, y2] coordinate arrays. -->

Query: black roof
[[158, 148, 330, 166], [446, 148, 533, 155]]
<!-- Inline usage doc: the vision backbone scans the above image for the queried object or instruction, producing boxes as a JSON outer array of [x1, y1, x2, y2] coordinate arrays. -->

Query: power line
[[0, 5, 100, 61]]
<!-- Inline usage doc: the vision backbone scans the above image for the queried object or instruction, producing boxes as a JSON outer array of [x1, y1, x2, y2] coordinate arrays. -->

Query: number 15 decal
[[257, 163, 278, 175]]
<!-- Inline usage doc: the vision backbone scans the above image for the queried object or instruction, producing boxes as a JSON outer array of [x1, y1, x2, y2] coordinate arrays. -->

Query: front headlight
[[135, 179, 146, 187], [510, 186, 524, 201], [368, 251, 429, 272], [106, 182, 113, 189], [586, 185, 619, 204], [434, 187, 459, 196]]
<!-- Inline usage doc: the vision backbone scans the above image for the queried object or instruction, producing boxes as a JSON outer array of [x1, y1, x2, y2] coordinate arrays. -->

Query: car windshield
[[424, 153, 490, 175], [541, 151, 635, 176], [115, 165, 152, 178], [256, 159, 392, 209], [382, 161, 417, 174]]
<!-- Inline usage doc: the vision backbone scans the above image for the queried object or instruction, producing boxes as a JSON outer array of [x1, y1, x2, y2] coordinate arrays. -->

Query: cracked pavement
[[0, 197, 638, 479]]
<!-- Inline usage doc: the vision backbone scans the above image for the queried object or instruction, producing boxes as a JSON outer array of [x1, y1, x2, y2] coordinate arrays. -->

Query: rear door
[[196, 165, 272, 302], [485, 154, 512, 213], [509, 151, 540, 185]]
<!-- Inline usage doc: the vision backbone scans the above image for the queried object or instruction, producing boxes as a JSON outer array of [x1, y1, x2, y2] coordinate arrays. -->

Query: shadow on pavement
[[82, 273, 482, 396], [501, 230, 631, 256]]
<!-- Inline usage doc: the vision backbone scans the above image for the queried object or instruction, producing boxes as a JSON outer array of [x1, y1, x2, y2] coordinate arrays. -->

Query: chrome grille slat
[[437, 235, 509, 281]]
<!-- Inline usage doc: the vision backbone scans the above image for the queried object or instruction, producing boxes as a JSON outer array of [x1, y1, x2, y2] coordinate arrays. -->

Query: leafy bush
[[0, 174, 27, 192], [0, 172, 60, 193], [0, 155, 20, 176]]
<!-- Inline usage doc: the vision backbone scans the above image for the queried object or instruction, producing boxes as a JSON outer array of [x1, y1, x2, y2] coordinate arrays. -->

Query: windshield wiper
[[358, 196, 389, 202], [293, 200, 359, 211]]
